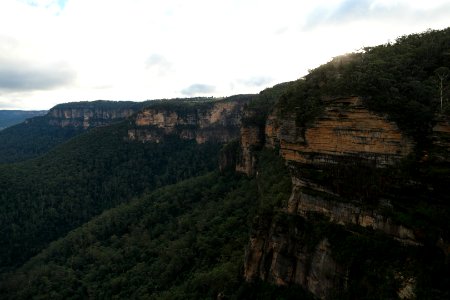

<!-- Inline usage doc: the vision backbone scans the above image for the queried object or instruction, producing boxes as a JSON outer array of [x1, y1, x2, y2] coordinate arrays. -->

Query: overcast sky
[[0, 0, 449, 110]]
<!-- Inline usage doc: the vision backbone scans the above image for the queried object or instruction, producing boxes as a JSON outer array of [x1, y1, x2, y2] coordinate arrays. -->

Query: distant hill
[[0, 110, 46, 130], [0, 98, 242, 163], [0, 101, 141, 163]]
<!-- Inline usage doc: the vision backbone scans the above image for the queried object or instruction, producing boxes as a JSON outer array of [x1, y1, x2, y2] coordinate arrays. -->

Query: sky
[[0, 0, 449, 110]]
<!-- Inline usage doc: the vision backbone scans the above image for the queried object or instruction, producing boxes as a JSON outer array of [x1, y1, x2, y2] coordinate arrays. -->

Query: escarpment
[[241, 97, 427, 299], [269, 97, 418, 245], [47, 101, 138, 128], [266, 97, 414, 167], [128, 97, 251, 144]]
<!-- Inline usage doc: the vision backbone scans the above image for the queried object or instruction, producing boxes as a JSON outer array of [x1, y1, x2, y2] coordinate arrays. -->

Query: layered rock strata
[[128, 99, 249, 144], [266, 97, 414, 167], [242, 97, 418, 299], [48, 104, 136, 128]]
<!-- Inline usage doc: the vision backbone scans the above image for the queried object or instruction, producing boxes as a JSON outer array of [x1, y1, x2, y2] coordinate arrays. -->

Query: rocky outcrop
[[266, 97, 414, 167], [235, 125, 264, 175], [47, 101, 137, 128], [244, 215, 346, 299], [237, 96, 413, 174], [265, 97, 417, 243], [128, 98, 250, 144], [243, 97, 420, 299], [288, 187, 419, 245]]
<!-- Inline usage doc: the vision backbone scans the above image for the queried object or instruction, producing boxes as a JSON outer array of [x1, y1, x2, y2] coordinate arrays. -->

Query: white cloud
[[181, 83, 216, 96], [0, 0, 449, 109]]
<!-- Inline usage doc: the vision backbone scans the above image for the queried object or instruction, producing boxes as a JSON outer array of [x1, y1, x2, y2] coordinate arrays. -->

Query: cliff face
[[242, 97, 420, 299], [48, 105, 136, 129], [128, 98, 249, 144], [432, 116, 450, 162], [270, 97, 417, 245], [235, 124, 264, 175], [244, 215, 345, 300], [266, 97, 414, 167]]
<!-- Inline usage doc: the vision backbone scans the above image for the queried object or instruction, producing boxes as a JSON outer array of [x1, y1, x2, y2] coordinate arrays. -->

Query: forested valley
[[0, 28, 449, 299]]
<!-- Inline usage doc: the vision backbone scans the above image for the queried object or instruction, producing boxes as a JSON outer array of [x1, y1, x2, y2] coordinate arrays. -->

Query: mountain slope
[[0, 101, 141, 163], [0, 116, 84, 163], [0, 121, 221, 272], [0, 95, 252, 273], [0, 150, 307, 300]]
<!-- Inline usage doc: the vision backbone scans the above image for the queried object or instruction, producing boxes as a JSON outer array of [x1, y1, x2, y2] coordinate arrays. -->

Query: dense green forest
[[0, 110, 46, 130], [278, 28, 450, 140], [0, 121, 220, 272], [0, 28, 449, 299], [0, 150, 309, 299], [0, 116, 84, 163]]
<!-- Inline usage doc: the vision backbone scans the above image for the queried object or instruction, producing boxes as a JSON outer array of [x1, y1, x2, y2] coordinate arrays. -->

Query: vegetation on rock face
[[247, 28, 450, 299], [241, 82, 296, 127], [277, 28, 450, 141], [271, 28, 450, 249]]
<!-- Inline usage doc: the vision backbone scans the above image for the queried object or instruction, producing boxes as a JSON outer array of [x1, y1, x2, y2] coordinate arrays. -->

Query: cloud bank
[[0, 59, 75, 91], [303, 0, 450, 30], [181, 84, 216, 96], [0, 0, 449, 109]]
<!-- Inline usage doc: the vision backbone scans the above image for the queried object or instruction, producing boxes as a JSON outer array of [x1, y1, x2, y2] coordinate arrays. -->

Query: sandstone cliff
[[241, 97, 422, 299], [128, 96, 251, 144], [266, 97, 414, 167], [47, 101, 137, 129], [269, 97, 418, 246]]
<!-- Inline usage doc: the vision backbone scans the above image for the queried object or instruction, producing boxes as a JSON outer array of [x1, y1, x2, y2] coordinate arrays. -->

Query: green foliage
[[0, 146, 294, 299], [276, 28, 450, 141], [325, 223, 449, 300], [0, 121, 220, 272], [0, 101, 146, 163], [51, 100, 142, 111], [277, 79, 324, 127], [235, 280, 314, 300], [0, 172, 257, 299], [242, 82, 296, 127], [0, 116, 83, 163], [255, 149, 292, 216]]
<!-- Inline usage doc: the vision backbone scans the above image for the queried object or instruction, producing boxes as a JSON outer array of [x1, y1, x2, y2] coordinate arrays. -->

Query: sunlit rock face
[[265, 97, 417, 244], [242, 97, 419, 299], [266, 97, 414, 167]]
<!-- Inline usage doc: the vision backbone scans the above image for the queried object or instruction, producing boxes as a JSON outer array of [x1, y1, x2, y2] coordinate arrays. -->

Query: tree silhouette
[[435, 67, 449, 112]]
